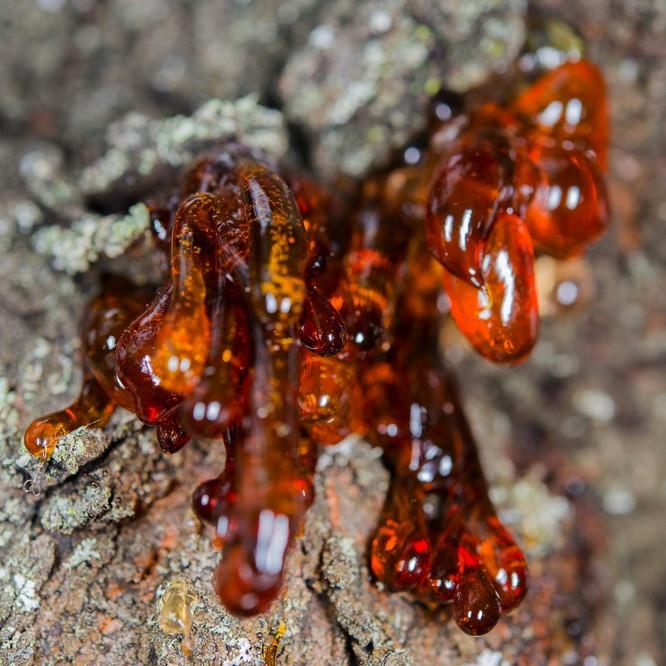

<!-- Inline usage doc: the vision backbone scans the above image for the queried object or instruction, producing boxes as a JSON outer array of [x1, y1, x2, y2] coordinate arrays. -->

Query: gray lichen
[[0, 379, 20, 454], [16, 427, 110, 489], [19, 146, 82, 216], [279, 0, 527, 177], [0, 533, 55, 626], [32, 203, 151, 274], [64, 538, 103, 570], [40, 479, 114, 535], [80, 96, 289, 196], [409, 0, 527, 91], [23, 96, 289, 274]]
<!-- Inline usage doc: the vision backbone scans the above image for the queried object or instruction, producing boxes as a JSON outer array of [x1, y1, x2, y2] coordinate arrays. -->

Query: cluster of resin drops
[[25, 60, 608, 636]]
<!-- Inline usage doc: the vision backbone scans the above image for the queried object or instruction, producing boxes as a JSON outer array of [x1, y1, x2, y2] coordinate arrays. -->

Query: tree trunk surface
[[0, 1, 664, 664]]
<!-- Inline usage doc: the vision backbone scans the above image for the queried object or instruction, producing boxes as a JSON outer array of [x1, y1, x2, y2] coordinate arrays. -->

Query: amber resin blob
[[24, 58, 609, 635]]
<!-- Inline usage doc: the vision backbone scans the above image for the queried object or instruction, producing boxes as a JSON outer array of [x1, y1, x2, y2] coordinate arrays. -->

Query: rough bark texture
[[0, 1, 664, 664]]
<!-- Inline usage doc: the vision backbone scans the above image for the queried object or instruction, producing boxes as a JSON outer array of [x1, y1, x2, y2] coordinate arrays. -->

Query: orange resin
[[23, 58, 609, 636]]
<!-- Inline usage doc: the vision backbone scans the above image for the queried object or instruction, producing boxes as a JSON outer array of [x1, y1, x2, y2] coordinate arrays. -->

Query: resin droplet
[[475, 517, 528, 611], [298, 354, 354, 446], [512, 60, 609, 170], [24, 373, 114, 461], [115, 286, 182, 424], [263, 621, 286, 666], [371, 519, 431, 590], [300, 290, 347, 357], [452, 544, 502, 636], [421, 526, 462, 604], [525, 143, 609, 257], [158, 578, 197, 655], [426, 138, 510, 286], [443, 213, 539, 363], [214, 536, 286, 616], [156, 407, 191, 454], [192, 472, 236, 527], [152, 194, 221, 393]]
